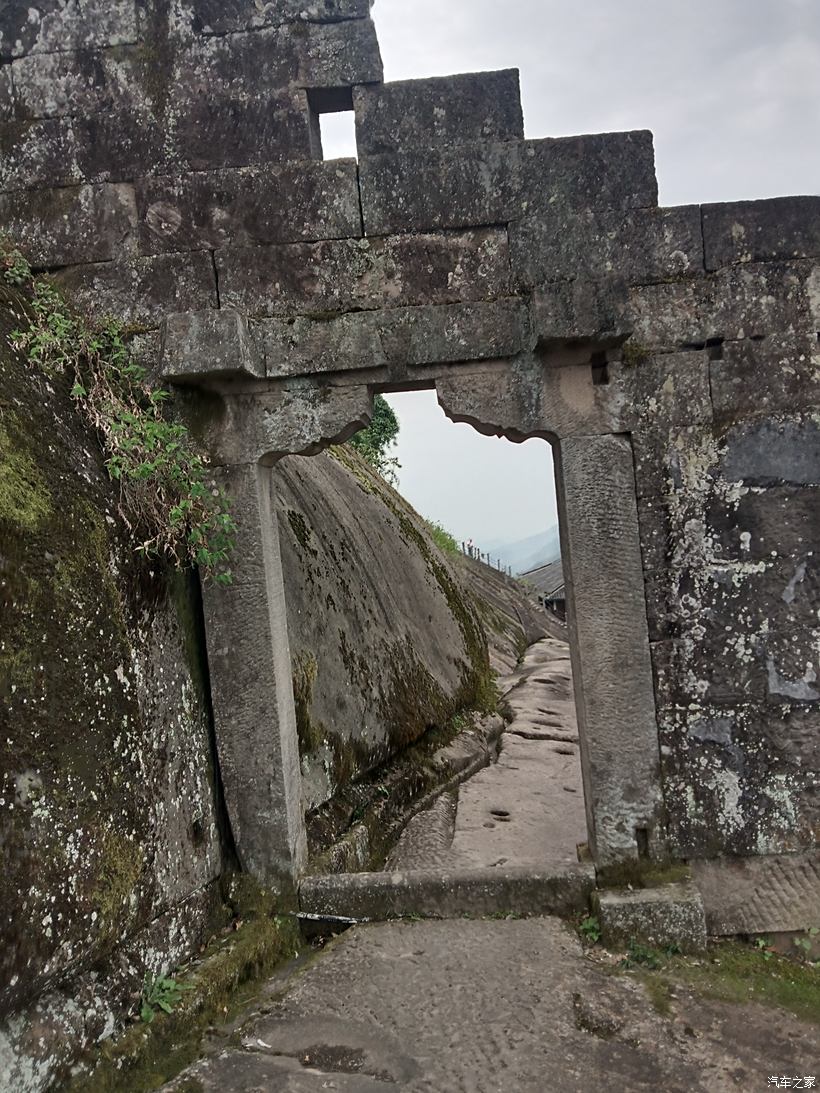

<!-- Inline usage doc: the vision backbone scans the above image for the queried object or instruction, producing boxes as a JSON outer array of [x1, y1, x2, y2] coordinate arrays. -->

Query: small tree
[[350, 395, 400, 484]]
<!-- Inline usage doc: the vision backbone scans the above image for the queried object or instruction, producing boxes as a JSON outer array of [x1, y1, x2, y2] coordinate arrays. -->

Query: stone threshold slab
[[299, 864, 595, 921]]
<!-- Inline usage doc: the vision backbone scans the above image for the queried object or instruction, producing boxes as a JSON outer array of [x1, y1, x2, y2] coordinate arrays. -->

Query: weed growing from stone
[[2, 242, 236, 583], [140, 973, 193, 1024], [579, 915, 602, 944]]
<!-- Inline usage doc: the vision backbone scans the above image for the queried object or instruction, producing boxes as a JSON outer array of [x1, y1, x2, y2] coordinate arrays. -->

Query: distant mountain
[[482, 526, 561, 575]]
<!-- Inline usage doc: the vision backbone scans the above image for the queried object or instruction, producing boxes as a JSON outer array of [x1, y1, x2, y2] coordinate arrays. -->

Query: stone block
[[0, 117, 83, 191], [297, 17, 382, 87], [512, 204, 703, 289], [0, 65, 13, 122], [704, 484, 819, 562], [625, 350, 713, 429], [354, 69, 524, 156], [627, 260, 814, 349], [659, 699, 818, 858], [710, 333, 820, 419], [594, 883, 707, 953], [359, 130, 657, 235], [161, 310, 264, 383], [298, 865, 595, 920], [531, 276, 631, 348], [703, 196, 820, 270], [137, 160, 361, 256], [170, 91, 315, 172], [721, 417, 820, 487], [0, 0, 138, 60], [52, 252, 218, 327], [11, 48, 112, 119], [0, 182, 137, 267], [216, 228, 512, 317], [184, 0, 372, 34], [256, 299, 530, 377], [693, 853, 820, 935]]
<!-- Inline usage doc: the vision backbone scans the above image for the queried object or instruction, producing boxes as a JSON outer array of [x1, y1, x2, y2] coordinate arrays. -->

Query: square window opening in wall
[[307, 87, 358, 161]]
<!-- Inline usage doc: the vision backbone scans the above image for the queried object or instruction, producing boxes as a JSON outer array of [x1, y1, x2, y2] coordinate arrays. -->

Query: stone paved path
[[387, 637, 586, 871], [162, 917, 819, 1092]]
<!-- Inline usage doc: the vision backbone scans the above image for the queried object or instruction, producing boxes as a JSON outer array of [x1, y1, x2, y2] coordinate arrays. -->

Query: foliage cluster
[[2, 242, 236, 583], [426, 520, 461, 556], [350, 394, 400, 485]]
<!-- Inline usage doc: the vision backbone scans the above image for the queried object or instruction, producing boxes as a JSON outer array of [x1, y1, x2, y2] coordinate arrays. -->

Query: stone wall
[[2, 0, 817, 896]]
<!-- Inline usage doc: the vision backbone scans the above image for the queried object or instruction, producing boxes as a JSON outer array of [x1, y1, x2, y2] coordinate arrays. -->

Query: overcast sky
[[324, 0, 820, 551]]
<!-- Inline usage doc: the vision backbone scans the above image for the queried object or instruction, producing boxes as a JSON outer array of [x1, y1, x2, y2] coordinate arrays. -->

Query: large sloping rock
[[274, 446, 495, 813]]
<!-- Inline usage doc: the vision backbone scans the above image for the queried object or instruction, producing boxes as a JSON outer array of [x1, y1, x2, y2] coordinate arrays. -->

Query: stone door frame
[[163, 311, 666, 895]]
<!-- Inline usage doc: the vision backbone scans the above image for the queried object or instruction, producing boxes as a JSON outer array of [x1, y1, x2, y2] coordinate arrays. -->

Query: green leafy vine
[[2, 242, 236, 583]]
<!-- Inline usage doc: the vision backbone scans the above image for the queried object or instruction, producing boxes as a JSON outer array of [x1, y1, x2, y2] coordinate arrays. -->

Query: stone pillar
[[556, 434, 665, 866], [202, 461, 307, 895]]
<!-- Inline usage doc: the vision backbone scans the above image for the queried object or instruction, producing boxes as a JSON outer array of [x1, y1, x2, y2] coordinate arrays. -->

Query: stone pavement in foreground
[[162, 916, 819, 1091]]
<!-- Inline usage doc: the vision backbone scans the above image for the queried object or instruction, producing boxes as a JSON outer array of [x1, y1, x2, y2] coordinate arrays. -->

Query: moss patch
[[68, 912, 303, 1093], [0, 419, 52, 530]]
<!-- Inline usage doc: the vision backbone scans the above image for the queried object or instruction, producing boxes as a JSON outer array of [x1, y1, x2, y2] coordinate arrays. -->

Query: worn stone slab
[[0, 0, 138, 60], [0, 182, 137, 267], [704, 484, 819, 562], [216, 228, 512, 317], [354, 69, 523, 156], [0, 116, 85, 191], [137, 160, 361, 256], [703, 196, 820, 270], [161, 310, 264, 382], [359, 131, 657, 235], [163, 917, 820, 1093], [299, 865, 595, 919], [512, 204, 704, 289], [52, 252, 218, 327], [257, 299, 530, 377], [187, 0, 372, 34], [595, 882, 708, 952], [693, 854, 820, 934]]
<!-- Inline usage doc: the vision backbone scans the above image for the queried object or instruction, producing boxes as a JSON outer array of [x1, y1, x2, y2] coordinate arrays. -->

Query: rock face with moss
[[0, 284, 225, 1090], [274, 445, 539, 813]]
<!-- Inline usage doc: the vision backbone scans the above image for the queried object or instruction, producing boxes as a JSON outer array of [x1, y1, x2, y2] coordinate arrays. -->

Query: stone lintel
[[256, 299, 531, 378], [161, 310, 263, 383], [353, 69, 524, 157]]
